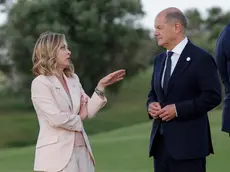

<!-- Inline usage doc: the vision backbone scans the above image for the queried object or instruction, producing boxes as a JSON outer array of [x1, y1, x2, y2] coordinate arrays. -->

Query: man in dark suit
[[147, 7, 222, 172], [215, 22, 230, 134]]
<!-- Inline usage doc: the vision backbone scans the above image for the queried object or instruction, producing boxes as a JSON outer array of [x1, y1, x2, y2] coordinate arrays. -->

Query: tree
[[0, 0, 153, 103], [184, 7, 230, 55], [185, 8, 204, 37], [0, 0, 6, 4]]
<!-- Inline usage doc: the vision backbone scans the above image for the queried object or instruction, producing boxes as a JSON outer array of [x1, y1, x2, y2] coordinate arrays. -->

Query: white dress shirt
[[160, 37, 188, 117], [161, 37, 188, 87]]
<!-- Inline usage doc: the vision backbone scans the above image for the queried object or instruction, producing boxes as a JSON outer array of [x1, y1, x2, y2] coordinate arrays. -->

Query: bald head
[[157, 7, 188, 30], [154, 7, 188, 50]]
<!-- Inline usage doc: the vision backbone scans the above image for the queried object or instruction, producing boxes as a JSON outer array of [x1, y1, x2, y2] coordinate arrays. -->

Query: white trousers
[[43, 146, 94, 172], [60, 146, 94, 172]]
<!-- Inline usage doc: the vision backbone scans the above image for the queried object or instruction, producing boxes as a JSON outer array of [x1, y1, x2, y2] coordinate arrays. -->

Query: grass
[[0, 110, 229, 172], [0, 67, 227, 171]]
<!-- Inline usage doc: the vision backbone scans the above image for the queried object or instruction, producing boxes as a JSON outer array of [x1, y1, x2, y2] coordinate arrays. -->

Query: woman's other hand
[[79, 95, 88, 120]]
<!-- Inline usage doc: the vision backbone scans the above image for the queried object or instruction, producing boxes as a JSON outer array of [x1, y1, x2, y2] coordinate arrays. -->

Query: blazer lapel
[[166, 41, 193, 96], [48, 75, 73, 111], [155, 53, 166, 102], [63, 74, 81, 114]]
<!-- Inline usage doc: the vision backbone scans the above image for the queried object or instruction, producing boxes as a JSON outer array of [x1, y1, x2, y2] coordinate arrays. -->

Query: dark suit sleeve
[[146, 57, 158, 119], [175, 54, 222, 120], [223, 31, 230, 82]]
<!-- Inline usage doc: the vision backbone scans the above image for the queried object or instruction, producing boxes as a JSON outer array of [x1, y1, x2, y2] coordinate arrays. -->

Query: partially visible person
[[147, 7, 221, 172], [31, 31, 125, 172], [215, 22, 230, 134]]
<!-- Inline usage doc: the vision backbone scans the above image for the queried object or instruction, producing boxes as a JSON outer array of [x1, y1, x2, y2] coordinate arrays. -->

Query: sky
[[141, 0, 230, 29], [0, 0, 229, 29]]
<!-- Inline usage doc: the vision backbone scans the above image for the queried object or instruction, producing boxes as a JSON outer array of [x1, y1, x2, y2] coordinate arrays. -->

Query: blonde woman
[[31, 32, 125, 172]]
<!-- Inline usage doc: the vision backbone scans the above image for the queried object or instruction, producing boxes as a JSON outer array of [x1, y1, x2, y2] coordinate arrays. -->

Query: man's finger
[[149, 105, 161, 111], [150, 103, 161, 111], [149, 107, 160, 114], [156, 108, 165, 115], [149, 111, 159, 119], [159, 111, 168, 118], [162, 115, 169, 121], [149, 103, 159, 107], [148, 109, 157, 116], [164, 114, 174, 121]]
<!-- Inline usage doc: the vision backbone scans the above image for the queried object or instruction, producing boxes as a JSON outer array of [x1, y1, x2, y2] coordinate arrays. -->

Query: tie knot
[[167, 51, 174, 58]]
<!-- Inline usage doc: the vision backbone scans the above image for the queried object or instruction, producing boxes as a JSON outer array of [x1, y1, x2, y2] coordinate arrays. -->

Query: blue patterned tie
[[163, 51, 174, 95]]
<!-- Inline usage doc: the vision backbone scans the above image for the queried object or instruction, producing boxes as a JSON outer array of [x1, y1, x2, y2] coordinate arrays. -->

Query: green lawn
[[0, 110, 229, 172], [0, 68, 227, 171]]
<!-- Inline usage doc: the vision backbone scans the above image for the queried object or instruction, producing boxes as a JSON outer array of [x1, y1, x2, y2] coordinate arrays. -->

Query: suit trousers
[[153, 131, 206, 172], [42, 146, 94, 172]]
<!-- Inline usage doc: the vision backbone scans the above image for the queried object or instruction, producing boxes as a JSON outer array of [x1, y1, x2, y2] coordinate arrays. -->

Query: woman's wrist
[[96, 84, 105, 93], [95, 86, 105, 98]]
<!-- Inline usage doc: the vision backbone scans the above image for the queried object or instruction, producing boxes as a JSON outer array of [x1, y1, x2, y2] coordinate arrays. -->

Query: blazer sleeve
[[74, 74, 107, 119], [146, 57, 158, 119], [175, 54, 222, 120], [31, 77, 83, 131], [223, 30, 230, 82]]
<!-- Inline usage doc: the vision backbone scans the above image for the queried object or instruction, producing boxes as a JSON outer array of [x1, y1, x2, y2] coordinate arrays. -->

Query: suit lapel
[[63, 74, 81, 114], [166, 41, 193, 96], [48, 75, 73, 111], [155, 53, 166, 101]]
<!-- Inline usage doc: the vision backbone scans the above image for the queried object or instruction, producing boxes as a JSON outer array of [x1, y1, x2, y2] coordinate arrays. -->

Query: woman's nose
[[67, 49, 71, 55]]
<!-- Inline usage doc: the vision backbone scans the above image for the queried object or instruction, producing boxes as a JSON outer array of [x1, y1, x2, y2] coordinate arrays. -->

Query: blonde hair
[[32, 31, 74, 77]]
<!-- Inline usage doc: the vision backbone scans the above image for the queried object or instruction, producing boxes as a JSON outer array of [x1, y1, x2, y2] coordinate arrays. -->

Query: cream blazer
[[31, 73, 107, 172]]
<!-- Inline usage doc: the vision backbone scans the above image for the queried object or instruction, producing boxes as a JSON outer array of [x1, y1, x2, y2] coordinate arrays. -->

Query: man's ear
[[174, 22, 182, 34]]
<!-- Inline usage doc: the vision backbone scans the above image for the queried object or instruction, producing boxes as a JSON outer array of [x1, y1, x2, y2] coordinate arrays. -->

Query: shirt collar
[[167, 37, 188, 55]]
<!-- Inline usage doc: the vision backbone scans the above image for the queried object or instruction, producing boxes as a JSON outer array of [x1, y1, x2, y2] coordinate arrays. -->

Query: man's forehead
[[155, 15, 166, 25], [155, 12, 166, 21]]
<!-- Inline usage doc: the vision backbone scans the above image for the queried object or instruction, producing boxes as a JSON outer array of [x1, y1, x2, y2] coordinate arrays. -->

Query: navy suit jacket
[[215, 22, 230, 133], [147, 40, 222, 160]]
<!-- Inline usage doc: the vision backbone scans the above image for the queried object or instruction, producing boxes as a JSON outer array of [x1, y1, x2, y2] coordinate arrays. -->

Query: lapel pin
[[186, 57, 191, 62]]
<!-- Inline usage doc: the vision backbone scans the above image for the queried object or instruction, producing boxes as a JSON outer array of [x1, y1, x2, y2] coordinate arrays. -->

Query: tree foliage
[[185, 7, 230, 54], [0, 0, 153, 101], [2, 2, 229, 103]]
